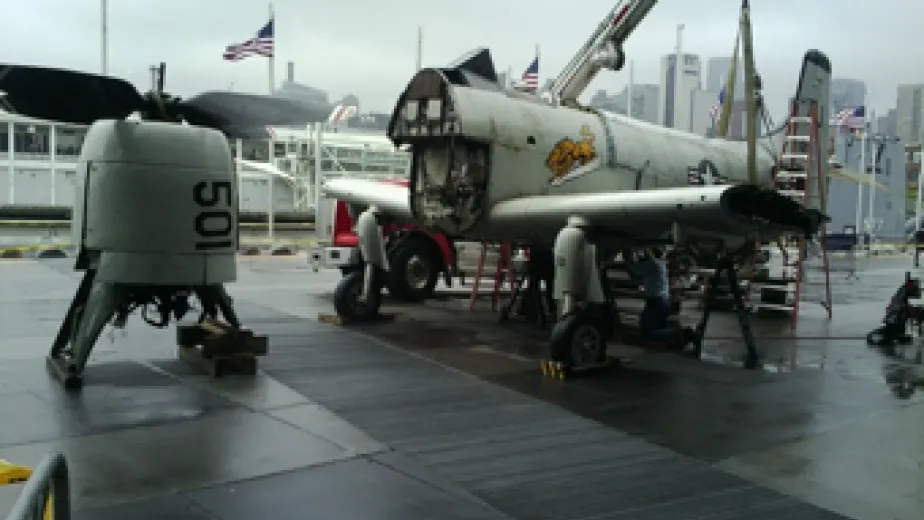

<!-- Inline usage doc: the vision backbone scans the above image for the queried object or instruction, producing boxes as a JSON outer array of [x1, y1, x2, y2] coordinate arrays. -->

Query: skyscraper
[[830, 78, 866, 116], [897, 84, 924, 145], [658, 53, 702, 131]]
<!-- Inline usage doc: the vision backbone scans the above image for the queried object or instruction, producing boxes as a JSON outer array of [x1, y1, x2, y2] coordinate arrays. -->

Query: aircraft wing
[[488, 184, 826, 242], [321, 177, 413, 222]]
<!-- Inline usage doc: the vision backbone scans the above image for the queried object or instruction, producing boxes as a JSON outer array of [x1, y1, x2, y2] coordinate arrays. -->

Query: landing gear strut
[[332, 206, 387, 321], [547, 217, 613, 371]]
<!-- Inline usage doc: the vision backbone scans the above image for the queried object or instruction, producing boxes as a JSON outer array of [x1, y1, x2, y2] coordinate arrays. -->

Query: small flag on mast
[[521, 57, 539, 92], [223, 18, 275, 61], [830, 105, 865, 130], [708, 87, 725, 122]]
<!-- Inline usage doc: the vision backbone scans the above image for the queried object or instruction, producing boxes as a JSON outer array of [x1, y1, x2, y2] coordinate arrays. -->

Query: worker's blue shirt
[[625, 257, 670, 301]]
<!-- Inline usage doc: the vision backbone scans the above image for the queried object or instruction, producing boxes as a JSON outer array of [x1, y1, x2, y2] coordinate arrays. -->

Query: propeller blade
[[180, 91, 333, 134], [0, 64, 144, 124]]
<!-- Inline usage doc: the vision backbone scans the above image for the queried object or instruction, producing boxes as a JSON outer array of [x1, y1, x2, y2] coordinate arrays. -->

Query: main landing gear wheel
[[386, 237, 439, 302], [549, 312, 607, 371], [333, 271, 382, 321]]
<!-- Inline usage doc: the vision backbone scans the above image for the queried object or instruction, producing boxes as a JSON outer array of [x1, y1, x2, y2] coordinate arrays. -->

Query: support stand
[[46, 270, 266, 390], [691, 257, 760, 370], [500, 248, 555, 328]]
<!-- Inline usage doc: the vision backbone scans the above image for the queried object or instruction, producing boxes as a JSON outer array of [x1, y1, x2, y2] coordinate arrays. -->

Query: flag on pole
[[327, 104, 358, 123], [830, 105, 865, 130], [708, 87, 725, 122], [223, 18, 275, 61], [521, 57, 539, 92]]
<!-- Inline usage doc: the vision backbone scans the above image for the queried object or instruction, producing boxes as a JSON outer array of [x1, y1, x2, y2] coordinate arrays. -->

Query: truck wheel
[[387, 237, 440, 302]]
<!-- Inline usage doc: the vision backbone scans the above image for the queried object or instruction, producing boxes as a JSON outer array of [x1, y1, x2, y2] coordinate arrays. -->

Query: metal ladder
[[468, 242, 515, 312], [753, 102, 832, 328]]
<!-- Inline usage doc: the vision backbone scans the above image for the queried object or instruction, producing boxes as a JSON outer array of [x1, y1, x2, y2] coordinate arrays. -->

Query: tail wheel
[[386, 236, 440, 302]]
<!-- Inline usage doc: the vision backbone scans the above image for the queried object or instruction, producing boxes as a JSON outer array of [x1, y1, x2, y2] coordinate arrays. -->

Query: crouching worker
[[623, 248, 674, 346]]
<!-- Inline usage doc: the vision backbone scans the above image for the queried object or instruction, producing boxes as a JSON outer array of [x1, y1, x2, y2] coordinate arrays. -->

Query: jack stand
[[500, 248, 554, 328], [47, 268, 119, 390], [176, 317, 268, 378], [501, 275, 551, 328], [47, 271, 262, 389], [691, 257, 760, 369]]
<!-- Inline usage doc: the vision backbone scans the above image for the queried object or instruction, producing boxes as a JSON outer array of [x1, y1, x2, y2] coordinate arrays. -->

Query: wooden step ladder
[[751, 101, 832, 328]]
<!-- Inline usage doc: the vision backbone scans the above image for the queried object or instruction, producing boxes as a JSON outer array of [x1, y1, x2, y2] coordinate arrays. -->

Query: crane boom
[[549, 0, 659, 105]]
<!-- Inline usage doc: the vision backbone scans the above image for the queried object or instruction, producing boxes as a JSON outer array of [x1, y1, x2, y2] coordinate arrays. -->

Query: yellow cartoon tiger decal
[[545, 125, 598, 182]]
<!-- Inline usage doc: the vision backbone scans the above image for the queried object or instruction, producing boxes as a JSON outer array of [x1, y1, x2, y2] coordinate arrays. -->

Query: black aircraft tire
[[386, 237, 440, 302], [333, 271, 382, 321], [549, 312, 607, 368]]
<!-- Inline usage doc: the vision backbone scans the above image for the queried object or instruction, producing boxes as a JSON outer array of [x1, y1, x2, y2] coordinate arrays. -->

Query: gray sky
[[2, 0, 921, 121]]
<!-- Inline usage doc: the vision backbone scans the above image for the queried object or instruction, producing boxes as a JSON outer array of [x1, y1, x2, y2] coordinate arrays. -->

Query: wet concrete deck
[[1, 254, 921, 519]]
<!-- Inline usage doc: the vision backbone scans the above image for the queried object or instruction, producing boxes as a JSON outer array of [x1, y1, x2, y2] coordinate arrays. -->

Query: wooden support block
[[176, 321, 268, 378], [317, 313, 396, 326]]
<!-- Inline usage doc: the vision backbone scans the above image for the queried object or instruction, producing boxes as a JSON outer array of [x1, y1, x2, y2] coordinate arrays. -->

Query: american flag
[[327, 104, 357, 123], [708, 87, 725, 122], [521, 57, 539, 92], [831, 105, 865, 129], [223, 18, 274, 61]]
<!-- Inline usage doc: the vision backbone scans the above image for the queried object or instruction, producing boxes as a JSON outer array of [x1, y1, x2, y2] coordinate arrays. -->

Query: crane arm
[[549, 0, 659, 105]]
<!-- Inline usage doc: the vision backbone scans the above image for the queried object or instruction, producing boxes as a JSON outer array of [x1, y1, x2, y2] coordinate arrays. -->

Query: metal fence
[[4, 452, 70, 520]]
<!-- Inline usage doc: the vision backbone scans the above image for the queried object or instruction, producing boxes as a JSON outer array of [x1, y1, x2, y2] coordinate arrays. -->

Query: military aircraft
[[321, 0, 831, 369]]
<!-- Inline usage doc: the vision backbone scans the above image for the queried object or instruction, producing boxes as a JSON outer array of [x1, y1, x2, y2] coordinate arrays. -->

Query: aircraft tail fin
[[789, 49, 832, 213]]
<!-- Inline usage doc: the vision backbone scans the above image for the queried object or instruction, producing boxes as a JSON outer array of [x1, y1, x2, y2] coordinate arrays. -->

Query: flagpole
[[415, 27, 423, 71], [866, 116, 876, 244], [627, 60, 634, 117], [855, 121, 866, 252], [100, 0, 108, 75], [673, 24, 684, 129], [268, 3, 275, 94], [535, 44, 540, 90]]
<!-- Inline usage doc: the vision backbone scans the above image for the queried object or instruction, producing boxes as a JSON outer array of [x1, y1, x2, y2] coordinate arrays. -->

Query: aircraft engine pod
[[73, 120, 238, 285], [47, 119, 258, 390]]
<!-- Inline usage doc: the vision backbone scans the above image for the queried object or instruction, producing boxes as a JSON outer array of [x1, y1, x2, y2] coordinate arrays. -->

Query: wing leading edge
[[488, 185, 826, 243], [321, 178, 412, 222]]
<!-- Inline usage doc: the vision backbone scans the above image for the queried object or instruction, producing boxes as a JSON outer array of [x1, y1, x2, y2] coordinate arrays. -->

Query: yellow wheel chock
[[1, 460, 53, 520], [539, 357, 620, 380]]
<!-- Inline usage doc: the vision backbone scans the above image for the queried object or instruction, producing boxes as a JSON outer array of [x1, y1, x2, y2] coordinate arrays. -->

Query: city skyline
[[4, 0, 920, 118]]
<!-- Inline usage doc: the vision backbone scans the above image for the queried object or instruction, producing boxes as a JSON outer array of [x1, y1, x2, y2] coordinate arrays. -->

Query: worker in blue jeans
[[623, 248, 674, 344]]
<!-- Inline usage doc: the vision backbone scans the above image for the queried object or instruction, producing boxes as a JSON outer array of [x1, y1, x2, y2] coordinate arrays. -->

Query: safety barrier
[[0, 240, 316, 259], [0, 244, 70, 259], [1, 452, 70, 520]]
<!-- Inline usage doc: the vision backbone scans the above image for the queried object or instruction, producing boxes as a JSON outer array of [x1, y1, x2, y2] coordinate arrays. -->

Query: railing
[[3, 452, 71, 520]]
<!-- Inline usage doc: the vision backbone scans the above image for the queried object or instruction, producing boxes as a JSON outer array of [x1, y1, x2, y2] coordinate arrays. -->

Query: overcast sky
[[2, 0, 921, 121]]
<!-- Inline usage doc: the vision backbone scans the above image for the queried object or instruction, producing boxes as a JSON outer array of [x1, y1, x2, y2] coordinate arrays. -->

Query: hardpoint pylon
[[771, 100, 833, 329]]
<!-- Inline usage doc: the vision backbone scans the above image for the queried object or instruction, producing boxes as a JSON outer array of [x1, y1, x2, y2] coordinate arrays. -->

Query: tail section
[[791, 49, 832, 213]]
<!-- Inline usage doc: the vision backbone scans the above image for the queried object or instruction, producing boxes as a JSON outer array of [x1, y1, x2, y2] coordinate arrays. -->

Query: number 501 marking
[[193, 180, 234, 251]]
